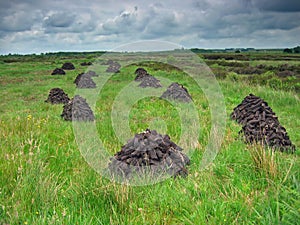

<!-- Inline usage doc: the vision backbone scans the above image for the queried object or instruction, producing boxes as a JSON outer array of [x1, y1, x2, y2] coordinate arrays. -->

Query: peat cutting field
[[0, 51, 299, 224]]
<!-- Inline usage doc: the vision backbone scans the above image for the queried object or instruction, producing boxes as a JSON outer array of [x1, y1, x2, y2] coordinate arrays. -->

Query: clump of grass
[[248, 144, 278, 180]]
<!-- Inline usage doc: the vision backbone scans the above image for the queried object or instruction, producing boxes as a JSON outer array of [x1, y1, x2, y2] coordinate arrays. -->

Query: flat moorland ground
[[0, 51, 299, 224]]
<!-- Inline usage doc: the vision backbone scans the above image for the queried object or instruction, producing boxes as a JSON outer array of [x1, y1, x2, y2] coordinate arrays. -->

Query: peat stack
[[138, 75, 162, 88], [74, 73, 85, 85], [134, 67, 148, 81], [76, 76, 96, 88], [74, 71, 98, 84], [106, 61, 121, 73], [80, 62, 92, 66], [62, 62, 75, 70], [231, 94, 277, 125], [160, 82, 192, 103], [231, 94, 295, 152], [74, 72, 97, 88], [86, 70, 98, 77], [107, 129, 190, 180], [61, 95, 95, 121], [45, 88, 70, 104], [51, 68, 65, 75], [101, 59, 114, 65]]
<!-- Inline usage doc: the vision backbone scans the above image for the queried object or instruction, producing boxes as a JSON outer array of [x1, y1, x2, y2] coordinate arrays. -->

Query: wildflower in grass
[[27, 114, 32, 121]]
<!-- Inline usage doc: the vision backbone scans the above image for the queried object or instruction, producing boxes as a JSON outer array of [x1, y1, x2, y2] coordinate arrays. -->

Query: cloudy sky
[[0, 0, 300, 54]]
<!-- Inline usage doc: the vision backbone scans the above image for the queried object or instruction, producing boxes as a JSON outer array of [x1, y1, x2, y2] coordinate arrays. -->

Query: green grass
[[0, 53, 299, 224]]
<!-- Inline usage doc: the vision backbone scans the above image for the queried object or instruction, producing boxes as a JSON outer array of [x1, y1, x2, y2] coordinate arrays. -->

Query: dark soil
[[107, 129, 190, 180], [206, 60, 250, 67], [276, 70, 295, 78], [231, 67, 264, 75], [203, 54, 250, 61], [61, 95, 95, 121]]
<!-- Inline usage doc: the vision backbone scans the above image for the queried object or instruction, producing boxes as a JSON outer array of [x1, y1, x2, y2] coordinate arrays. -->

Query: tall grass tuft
[[248, 144, 278, 180]]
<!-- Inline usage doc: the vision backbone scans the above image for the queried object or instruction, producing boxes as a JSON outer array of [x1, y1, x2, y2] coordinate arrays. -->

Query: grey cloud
[[0, 0, 300, 54], [142, 12, 182, 38], [193, 0, 210, 11], [43, 12, 75, 28], [42, 11, 97, 33], [253, 0, 300, 12], [222, 11, 300, 33], [0, 10, 42, 32], [258, 12, 300, 30]]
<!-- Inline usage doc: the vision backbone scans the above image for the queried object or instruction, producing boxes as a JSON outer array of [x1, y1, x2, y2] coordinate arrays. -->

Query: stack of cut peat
[[160, 82, 192, 103], [62, 62, 75, 70], [107, 129, 190, 180], [138, 75, 162, 88], [51, 68, 65, 75], [231, 94, 295, 152], [80, 62, 92, 66], [74, 72, 96, 88], [106, 61, 121, 73], [45, 88, 70, 104], [134, 68, 162, 88], [134, 67, 148, 81], [85, 70, 98, 77], [61, 95, 95, 121]]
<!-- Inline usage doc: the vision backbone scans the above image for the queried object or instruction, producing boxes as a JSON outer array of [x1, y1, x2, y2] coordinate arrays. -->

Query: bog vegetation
[[0, 51, 299, 224]]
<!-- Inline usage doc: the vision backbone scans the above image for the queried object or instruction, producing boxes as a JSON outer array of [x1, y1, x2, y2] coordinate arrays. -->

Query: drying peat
[[62, 62, 75, 70], [61, 95, 95, 121], [231, 94, 295, 152], [107, 129, 190, 180], [161, 82, 192, 103], [45, 88, 70, 104], [51, 68, 65, 75]]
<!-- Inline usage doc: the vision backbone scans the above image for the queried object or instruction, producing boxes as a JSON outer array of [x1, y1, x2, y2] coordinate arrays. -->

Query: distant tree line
[[283, 46, 300, 53], [42, 51, 106, 56], [0, 51, 106, 57]]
